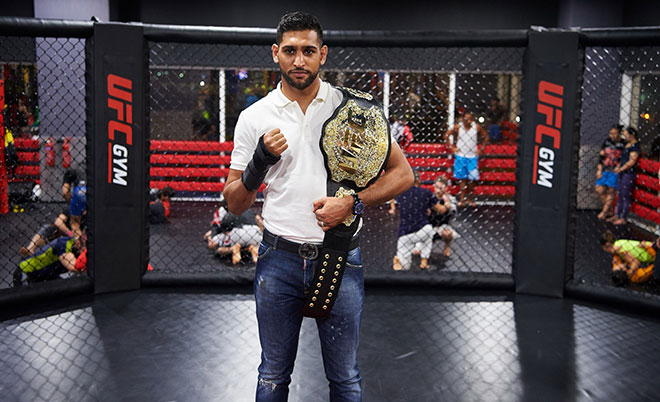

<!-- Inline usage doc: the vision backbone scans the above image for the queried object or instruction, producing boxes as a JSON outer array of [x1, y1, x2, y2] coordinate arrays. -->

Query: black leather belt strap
[[262, 229, 359, 260], [301, 214, 361, 319]]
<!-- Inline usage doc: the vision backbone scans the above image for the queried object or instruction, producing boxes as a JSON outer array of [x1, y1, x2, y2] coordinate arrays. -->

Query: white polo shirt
[[230, 80, 343, 243]]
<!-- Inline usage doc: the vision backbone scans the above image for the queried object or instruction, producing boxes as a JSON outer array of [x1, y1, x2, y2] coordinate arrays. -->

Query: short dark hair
[[611, 269, 629, 287], [600, 229, 616, 246], [276, 11, 323, 45], [625, 126, 638, 138]]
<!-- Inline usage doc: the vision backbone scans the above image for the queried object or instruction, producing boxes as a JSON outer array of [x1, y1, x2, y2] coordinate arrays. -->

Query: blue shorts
[[453, 155, 479, 181], [596, 171, 618, 189]]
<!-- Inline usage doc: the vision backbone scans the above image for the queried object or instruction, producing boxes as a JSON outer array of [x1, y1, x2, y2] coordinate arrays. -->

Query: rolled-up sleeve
[[230, 111, 257, 171]]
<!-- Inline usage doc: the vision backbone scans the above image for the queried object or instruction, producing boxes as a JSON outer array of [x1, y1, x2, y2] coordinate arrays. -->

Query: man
[[222, 11, 413, 402], [429, 175, 459, 257], [445, 112, 488, 207], [390, 171, 447, 270], [486, 98, 506, 143]]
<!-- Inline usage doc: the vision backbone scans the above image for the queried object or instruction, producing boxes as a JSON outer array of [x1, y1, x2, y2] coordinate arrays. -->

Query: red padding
[[406, 143, 451, 154], [17, 151, 39, 163], [633, 189, 660, 210], [631, 203, 660, 225], [408, 157, 452, 168], [483, 144, 517, 156], [405, 143, 517, 156], [150, 140, 234, 153], [419, 170, 515, 182], [13, 138, 40, 149], [14, 165, 40, 176], [150, 181, 265, 193], [480, 159, 517, 169], [150, 167, 229, 178], [636, 174, 660, 192], [638, 158, 660, 175], [150, 154, 231, 166], [421, 184, 515, 196]]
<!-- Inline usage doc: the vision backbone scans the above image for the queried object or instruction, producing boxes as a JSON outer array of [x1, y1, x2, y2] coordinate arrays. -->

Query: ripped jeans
[[254, 241, 364, 402]]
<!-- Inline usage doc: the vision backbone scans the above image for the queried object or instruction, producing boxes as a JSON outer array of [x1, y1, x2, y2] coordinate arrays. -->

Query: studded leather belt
[[262, 229, 359, 260]]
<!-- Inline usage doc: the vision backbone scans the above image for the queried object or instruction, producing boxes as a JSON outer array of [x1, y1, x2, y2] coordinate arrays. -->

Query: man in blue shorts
[[445, 112, 488, 207]]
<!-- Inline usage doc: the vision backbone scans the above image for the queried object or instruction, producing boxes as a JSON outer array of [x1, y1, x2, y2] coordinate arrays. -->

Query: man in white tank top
[[445, 112, 488, 207]]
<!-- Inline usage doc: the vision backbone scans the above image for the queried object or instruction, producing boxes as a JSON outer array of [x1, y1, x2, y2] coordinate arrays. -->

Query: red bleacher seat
[[631, 157, 660, 225]]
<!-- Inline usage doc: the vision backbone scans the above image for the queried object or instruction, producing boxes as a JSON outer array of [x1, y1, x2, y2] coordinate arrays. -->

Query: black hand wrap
[[241, 135, 281, 192], [439, 198, 445, 205]]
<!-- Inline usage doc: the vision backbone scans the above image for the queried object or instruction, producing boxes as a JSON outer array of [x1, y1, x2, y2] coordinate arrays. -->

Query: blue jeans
[[254, 242, 364, 402]]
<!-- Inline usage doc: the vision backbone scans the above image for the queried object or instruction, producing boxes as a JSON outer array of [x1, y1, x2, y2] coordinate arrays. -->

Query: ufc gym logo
[[107, 74, 133, 186], [532, 80, 564, 188]]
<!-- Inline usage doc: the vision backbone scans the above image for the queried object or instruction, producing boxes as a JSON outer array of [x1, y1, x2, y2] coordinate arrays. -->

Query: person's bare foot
[[393, 256, 404, 271], [443, 246, 451, 257], [19, 247, 31, 257], [231, 244, 242, 265], [420, 258, 430, 269], [248, 244, 258, 263], [611, 218, 626, 226], [606, 215, 619, 223]]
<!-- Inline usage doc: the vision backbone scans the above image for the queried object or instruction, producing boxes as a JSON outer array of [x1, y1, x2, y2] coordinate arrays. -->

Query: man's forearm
[[224, 170, 257, 215], [358, 148, 414, 207]]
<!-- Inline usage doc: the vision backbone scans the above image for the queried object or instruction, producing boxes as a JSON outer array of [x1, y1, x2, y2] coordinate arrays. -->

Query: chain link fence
[[146, 41, 523, 282], [0, 35, 88, 290], [570, 45, 660, 298]]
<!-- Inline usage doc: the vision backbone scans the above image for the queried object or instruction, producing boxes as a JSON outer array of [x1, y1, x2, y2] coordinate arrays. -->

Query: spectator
[[595, 124, 624, 220], [486, 98, 506, 143], [608, 127, 640, 225], [391, 170, 446, 270], [149, 186, 175, 224], [62, 168, 80, 204], [211, 220, 263, 264], [19, 208, 77, 257], [445, 112, 489, 207], [391, 114, 413, 153], [203, 195, 264, 264], [3, 127, 19, 177], [429, 175, 460, 257], [13, 234, 86, 287], [68, 180, 86, 236], [600, 230, 657, 286]]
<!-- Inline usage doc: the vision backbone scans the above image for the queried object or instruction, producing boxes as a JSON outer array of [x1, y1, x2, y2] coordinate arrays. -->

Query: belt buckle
[[298, 243, 319, 260]]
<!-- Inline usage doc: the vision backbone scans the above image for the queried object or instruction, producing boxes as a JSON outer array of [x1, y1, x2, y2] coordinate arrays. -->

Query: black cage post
[[514, 29, 582, 298], [90, 23, 148, 294]]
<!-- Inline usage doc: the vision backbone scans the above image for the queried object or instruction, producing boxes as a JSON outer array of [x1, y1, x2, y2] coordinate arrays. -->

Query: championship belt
[[301, 87, 390, 319]]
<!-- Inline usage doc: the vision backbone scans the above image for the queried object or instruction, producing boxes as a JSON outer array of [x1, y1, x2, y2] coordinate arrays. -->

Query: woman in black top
[[609, 127, 641, 225]]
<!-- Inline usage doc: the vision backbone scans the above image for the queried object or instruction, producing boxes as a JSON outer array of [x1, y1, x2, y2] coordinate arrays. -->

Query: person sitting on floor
[[203, 195, 264, 264], [600, 230, 658, 286], [390, 170, 447, 270], [149, 186, 175, 224], [428, 175, 460, 257], [19, 207, 78, 257], [14, 233, 86, 287]]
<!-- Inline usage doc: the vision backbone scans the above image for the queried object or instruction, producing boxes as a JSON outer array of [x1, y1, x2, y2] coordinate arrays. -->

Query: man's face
[[273, 30, 327, 90], [464, 113, 474, 125]]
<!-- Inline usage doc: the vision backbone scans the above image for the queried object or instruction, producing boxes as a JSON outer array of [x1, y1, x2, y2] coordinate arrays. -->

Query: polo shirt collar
[[274, 80, 329, 107]]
